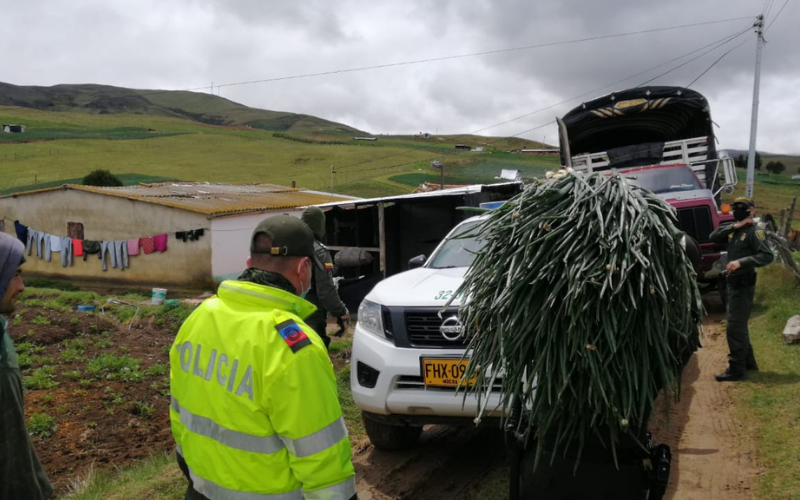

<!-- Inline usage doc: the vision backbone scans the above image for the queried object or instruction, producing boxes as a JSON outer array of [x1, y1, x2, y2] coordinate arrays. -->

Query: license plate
[[421, 357, 476, 388]]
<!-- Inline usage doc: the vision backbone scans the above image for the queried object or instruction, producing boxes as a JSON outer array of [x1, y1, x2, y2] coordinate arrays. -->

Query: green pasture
[[0, 106, 555, 196]]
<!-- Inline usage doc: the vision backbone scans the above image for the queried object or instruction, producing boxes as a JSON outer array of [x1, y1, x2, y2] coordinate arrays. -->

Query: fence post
[[779, 209, 787, 236], [784, 195, 797, 238]]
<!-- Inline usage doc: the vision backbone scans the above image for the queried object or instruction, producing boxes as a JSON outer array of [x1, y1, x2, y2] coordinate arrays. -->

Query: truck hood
[[657, 188, 716, 204], [366, 267, 468, 307]]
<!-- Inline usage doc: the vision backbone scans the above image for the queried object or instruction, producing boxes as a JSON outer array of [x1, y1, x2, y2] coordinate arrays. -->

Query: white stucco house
[[0, 182, 356, 289]]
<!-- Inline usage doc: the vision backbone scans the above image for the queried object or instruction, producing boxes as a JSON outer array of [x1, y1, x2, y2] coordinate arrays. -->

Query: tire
[[362, 413, 423, 451], [683, 235, 701, 271]]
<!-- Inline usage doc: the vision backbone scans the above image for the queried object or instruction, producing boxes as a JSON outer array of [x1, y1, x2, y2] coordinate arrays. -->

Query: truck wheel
[[362, 413, 422, 451]]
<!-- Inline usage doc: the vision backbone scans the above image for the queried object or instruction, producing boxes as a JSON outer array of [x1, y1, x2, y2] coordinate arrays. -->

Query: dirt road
[[352, 304, 760, 499]]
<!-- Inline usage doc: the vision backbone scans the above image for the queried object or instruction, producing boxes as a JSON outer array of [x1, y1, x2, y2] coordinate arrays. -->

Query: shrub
[[83, 169, 122, 187]]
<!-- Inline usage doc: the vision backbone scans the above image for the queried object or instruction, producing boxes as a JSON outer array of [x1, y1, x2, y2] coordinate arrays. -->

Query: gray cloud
[[1, 0, 797, 153]]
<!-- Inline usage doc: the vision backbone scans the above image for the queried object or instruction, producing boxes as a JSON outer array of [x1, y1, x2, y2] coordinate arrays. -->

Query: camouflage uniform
[[301, 207, 348, 349], [709, 220, 773, 375]]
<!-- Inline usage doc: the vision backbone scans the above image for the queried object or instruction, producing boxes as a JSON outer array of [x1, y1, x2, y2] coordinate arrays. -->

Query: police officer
[[169, 215, 356, 499], [301, 207, 350, 349], [709, 196, 774, 382]]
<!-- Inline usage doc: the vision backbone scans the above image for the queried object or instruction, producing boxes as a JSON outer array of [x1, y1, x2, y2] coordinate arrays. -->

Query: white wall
[[210, 209, 303, 282]]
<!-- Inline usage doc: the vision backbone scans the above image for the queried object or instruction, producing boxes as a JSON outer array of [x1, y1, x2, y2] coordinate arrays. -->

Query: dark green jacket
[[1, 315, 53, 500], [709, 222, 774, 272], [307, 242, 348, 318]]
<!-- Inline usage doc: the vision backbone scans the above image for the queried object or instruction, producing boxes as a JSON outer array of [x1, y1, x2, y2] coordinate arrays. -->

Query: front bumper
[[350, 323, 504, 421]]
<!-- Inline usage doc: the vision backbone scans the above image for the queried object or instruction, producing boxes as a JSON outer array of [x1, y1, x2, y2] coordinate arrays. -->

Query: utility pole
[[330, 165, 336, 198], [745, 14, 764, 199], [440, 160, 444, 190]]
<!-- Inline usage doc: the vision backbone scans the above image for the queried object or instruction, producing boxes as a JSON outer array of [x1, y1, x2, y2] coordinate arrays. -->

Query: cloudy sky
[[2, 0, 798, 154]]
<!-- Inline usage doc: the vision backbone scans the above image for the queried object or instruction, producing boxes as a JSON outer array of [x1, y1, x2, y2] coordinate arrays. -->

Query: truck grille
[[676, 206, 713, 244], [405, 311, 467, 348]]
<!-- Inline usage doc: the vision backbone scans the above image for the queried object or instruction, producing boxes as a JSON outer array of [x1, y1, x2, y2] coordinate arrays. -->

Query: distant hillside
[[0, 81, 364, 134]]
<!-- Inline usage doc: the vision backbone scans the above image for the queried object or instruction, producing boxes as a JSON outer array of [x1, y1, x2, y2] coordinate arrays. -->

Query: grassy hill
[[0, 105, 555, 197], [0, 82, 362, 134]]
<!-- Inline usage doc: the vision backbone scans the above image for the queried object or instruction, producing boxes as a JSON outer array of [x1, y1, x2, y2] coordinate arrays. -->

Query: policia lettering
[[176, 341, 254, 400]]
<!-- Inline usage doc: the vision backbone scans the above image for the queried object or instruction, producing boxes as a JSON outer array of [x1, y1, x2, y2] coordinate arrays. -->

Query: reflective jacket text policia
[[170, 280, 356, 500]]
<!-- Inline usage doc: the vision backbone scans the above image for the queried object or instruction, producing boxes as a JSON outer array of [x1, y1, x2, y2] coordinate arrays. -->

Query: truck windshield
[[620, 167, 702, 194], [428, 220, 485, 269]]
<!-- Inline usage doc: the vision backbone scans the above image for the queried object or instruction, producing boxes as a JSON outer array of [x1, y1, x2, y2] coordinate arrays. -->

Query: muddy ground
[[12, 294, 756, 499]]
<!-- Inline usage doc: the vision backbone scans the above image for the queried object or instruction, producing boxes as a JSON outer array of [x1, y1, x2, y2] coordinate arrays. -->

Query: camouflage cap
[[732, 196, 755, 209], [250, 215, 323, 269]]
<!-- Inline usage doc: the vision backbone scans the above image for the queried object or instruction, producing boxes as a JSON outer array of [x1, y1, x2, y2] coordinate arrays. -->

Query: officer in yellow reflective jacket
[[170, 215, 356, 500]]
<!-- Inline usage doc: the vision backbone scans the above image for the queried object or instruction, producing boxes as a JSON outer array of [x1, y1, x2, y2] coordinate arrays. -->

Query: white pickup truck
[[350, 212, 503, 450]]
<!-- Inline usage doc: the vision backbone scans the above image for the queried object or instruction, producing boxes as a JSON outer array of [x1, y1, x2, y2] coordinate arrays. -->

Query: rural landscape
[[2, 58, 800, 500]]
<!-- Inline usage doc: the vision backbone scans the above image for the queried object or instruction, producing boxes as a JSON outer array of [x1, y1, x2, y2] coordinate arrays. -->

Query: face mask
[[733, 207, 751, 222], [299, 260, 312, 299]]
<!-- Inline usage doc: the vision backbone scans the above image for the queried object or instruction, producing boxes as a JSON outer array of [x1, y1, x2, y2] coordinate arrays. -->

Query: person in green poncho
[[1, 231, 53, 499]]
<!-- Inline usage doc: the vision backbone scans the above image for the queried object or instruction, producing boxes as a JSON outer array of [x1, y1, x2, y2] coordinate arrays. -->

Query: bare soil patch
[[11, 303, 175, 495]]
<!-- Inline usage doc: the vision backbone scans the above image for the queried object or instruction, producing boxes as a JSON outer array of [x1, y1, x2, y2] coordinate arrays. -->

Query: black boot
[[715, 368, 747, 382], [746, 359, 759, 371]]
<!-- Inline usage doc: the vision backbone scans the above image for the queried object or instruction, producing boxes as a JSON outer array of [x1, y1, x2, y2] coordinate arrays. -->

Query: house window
[[67, 222, 84, 240]]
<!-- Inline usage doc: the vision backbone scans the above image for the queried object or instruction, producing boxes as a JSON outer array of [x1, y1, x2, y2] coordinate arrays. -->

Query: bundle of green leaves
[[454, 171, 702, 466]]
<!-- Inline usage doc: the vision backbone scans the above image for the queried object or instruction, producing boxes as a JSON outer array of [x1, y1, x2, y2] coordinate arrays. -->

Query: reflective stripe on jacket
[[169, 280, 356, 499]]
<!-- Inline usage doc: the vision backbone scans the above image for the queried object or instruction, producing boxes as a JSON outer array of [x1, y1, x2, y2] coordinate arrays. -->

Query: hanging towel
[[127, 239, 140, 256], [72, 239, 84, 257], [139, 237, 156, 255], [154, 234, 168, 252], [49, 235, 62, 252], [13, 221, 28, 244]]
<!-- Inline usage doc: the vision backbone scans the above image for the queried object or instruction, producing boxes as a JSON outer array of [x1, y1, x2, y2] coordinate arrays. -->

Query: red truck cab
[[557, 86, 739, 297]]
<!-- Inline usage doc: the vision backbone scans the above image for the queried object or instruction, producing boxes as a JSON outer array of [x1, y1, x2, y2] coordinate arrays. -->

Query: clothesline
[[11, 220, 204, 272]]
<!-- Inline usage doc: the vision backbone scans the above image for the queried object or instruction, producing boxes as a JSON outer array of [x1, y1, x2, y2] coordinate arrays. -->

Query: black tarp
[[560, 86, 717, 166]]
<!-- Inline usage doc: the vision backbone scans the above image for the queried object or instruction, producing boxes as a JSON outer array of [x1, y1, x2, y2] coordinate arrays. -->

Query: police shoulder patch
[[275, 319, 312, 353], [756, 229, 766, 241], [324, 262, 334, 271]]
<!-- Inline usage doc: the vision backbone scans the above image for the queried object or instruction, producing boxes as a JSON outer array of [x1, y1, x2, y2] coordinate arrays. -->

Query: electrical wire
[[335, 22, 756, 176], [686, 35, 753, 88], [635, 26, 752, 87], [138, 16, 754, 97], [765, 0, 791, 32]]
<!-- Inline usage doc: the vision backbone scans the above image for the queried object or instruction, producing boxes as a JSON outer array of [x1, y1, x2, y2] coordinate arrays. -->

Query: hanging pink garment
[[153, 234, 168, 252], [139, 237, 156, 255], [127, 239, 140, 256]]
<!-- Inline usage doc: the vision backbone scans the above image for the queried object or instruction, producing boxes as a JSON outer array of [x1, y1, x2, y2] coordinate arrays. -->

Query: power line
[[686, 36, 753, 88], [136, 16, 754, 98], [339, 23, 750, 180], [635, 25, 752, 87], [335, 22, 756, 176], [765, 0, 791, 32]]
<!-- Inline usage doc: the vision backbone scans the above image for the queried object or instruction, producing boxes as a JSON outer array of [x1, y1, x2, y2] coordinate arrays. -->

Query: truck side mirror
[[408, 255, 426, 269]]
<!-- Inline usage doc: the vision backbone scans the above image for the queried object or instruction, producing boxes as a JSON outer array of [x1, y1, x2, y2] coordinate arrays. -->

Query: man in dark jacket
[[709, 196, 774, 382], [301, 207, 350, 349], [1, 232, 53, 499]]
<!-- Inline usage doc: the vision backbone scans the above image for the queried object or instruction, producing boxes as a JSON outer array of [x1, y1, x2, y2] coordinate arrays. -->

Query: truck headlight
[[357, 300, 385, 339]]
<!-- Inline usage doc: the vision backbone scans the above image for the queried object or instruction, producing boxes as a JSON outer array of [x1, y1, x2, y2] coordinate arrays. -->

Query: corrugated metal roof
[[4, 182, 358, 218]]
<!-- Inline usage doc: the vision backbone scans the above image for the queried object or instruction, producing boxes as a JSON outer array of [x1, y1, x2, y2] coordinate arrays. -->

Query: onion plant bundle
[[453, 172, 702, 467]]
